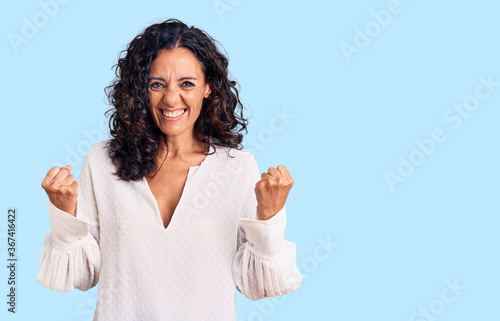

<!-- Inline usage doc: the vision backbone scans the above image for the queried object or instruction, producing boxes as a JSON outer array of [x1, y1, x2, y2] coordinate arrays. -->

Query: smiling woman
[[147, 48, 211, 141], [37, 18, 302, 321]]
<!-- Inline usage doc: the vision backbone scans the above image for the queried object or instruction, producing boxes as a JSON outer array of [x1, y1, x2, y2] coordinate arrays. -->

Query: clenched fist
[[41, 165, 78, 217], [254, 165, 294, 220]]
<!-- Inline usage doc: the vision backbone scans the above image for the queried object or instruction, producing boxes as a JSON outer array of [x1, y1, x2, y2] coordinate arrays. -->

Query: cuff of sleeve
[[49, 201, 90, 250], [239, 205, 287, 258]]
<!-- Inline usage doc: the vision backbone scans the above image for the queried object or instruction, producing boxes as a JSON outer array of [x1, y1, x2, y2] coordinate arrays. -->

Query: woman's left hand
[[255, 165, 294, 220]]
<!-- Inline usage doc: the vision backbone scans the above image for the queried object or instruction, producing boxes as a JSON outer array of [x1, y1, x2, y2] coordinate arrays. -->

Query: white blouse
[[37, 138, 303, 321]]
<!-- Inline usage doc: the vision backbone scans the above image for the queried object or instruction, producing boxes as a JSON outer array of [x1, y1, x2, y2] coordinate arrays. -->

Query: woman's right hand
[[41, 165, 78, 217]]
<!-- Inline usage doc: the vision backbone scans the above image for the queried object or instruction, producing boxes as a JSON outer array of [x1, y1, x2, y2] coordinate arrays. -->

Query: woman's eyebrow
[[148, 76, 197, 82], [148, 77, 165, 82]]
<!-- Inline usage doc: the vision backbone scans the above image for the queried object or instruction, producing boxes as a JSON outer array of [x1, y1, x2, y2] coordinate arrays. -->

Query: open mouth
[[160, 108, 187, 120]]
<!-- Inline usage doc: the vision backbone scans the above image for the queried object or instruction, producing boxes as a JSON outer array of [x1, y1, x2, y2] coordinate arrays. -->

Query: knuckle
[[46, 183, 57, 192]]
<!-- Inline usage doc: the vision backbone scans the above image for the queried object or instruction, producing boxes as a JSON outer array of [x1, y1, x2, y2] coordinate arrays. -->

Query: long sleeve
[[231, 153, 303, 301], [37, 150, 101, 292]]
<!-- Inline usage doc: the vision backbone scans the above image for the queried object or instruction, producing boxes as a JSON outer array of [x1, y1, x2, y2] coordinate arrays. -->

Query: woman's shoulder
[[88, 139, 111, 154], [212, 143, 255, 163], [83, 139, 113, 166], [211, 144, 258, 177]]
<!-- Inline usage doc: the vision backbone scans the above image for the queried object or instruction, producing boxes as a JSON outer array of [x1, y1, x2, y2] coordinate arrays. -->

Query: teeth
[[162, 109, 186, 118]]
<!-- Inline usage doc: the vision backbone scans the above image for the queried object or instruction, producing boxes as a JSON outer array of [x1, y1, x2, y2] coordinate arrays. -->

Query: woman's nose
[[161, 87, 180, 106]]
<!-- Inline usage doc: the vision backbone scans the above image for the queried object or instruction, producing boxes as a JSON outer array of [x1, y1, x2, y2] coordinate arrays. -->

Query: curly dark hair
[[104, 18, 249, 181]]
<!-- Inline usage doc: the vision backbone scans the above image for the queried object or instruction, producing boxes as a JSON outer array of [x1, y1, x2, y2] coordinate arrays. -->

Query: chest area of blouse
[[145, 165, 190, 229], [94, 152, 250, 236]]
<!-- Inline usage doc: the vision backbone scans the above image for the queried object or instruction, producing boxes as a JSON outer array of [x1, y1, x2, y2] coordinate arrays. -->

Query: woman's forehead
[[150, 48, 204, 78]]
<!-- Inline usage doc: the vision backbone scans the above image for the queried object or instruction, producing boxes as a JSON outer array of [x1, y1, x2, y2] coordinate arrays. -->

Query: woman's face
[[147, 47, 211, 140]]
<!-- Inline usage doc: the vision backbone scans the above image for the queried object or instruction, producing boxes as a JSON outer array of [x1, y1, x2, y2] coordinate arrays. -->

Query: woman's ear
[[204, 83, 212, 99]]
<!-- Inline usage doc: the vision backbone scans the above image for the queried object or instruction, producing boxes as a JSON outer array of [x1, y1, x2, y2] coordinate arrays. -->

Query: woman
[[37, 19, 302, 320]]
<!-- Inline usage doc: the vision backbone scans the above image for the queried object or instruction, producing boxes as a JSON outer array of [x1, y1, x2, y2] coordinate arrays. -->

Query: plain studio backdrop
[[1, 0, 499, 320]]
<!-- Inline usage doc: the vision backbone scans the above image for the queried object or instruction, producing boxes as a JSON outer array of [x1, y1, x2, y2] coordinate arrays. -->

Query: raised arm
[[232, 153, 303, 300], [37, 149, 101, 292]]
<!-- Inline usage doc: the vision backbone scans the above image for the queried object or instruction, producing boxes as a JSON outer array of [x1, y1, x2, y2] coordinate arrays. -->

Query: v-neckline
[[141, 143, 214, 231]]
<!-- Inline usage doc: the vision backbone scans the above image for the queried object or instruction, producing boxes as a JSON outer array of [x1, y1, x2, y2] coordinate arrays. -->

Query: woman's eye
[[149, 82, 164, 90], [181, 81, 194, 87]]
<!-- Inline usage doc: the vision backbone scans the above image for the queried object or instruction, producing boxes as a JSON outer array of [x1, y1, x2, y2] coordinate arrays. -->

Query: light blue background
[[1, 0, 499, 320]]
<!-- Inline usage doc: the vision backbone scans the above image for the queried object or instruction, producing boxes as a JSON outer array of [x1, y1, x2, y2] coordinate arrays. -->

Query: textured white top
[[37, 138, 303, 321]]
